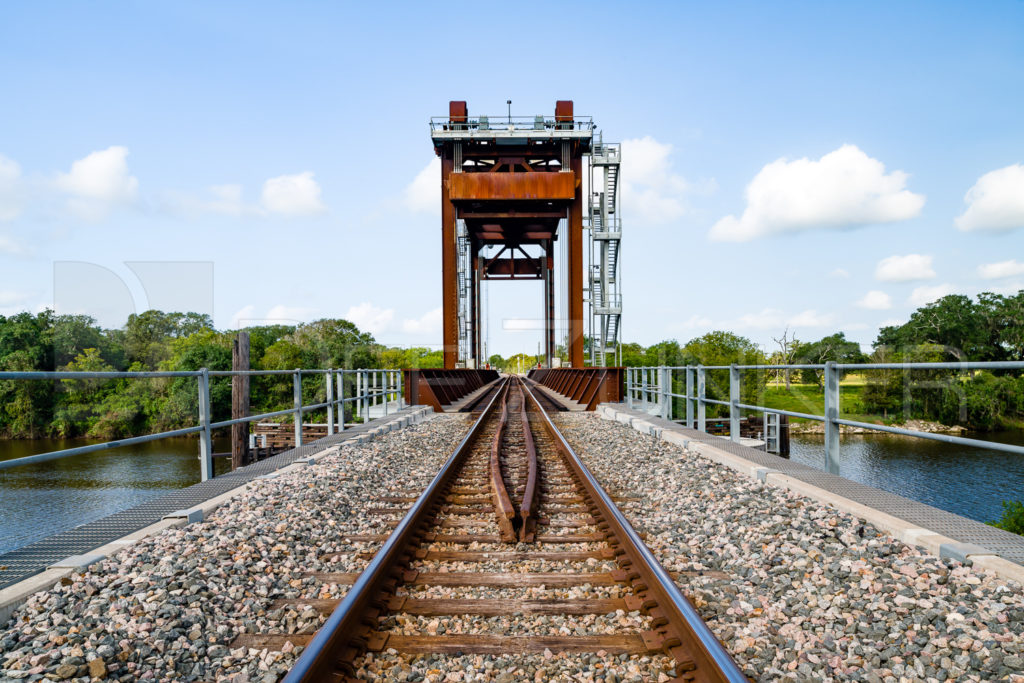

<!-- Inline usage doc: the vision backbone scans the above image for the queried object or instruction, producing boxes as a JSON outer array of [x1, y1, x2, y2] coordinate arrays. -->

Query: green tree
[[794, 332, 867, 386]]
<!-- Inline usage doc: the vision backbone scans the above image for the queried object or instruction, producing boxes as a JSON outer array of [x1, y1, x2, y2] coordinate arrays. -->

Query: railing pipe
[[729, 364, 740, 443], [697, 366, 706, 433], [325, 369, 335, 436], [660, 367, 670, 421], [823, 361, 840, 474], [198, 367, 213, 481], [293, 369, 303, 447], [685, 367, 694, 429]]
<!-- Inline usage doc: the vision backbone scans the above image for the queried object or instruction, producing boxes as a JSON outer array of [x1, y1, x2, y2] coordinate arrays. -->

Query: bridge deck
[[605, 404, 1024, 568], [0, 406, 431, 591]]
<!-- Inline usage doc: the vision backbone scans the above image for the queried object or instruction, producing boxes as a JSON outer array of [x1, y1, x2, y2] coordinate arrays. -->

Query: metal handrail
[[623, 362, 1024, 474], [0, 367, 405, 480]]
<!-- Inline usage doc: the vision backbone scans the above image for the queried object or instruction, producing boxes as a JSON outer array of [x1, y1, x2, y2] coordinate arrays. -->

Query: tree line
[[0, 310, 443, 439], [604, 291, 1024, 431]]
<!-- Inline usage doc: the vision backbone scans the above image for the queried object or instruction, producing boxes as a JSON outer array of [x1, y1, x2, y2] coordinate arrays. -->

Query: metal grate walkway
[[0, 408, 424, 590], [613, 407, 1024, 566]]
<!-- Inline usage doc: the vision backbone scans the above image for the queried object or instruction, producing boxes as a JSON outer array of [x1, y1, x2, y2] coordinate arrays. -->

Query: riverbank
[[789, 419, 967, 435]]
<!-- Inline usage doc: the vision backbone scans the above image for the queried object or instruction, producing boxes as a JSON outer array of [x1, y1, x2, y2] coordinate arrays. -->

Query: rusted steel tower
[[431, 100, 593, 369]]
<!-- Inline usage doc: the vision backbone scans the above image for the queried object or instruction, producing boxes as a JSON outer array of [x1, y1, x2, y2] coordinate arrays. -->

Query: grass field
[[756, 379, 880, 423]]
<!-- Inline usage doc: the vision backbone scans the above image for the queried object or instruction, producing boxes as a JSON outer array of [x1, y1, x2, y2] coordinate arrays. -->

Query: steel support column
[[568, 157, 585, 367], [441, 156, 458, 368]]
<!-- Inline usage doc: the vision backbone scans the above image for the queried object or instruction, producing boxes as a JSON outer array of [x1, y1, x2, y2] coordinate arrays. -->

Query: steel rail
[[520, 382, 749, 683], [281, 377, 510, 683], [488, 382, 517, 542], [518, 379, 540, 543]]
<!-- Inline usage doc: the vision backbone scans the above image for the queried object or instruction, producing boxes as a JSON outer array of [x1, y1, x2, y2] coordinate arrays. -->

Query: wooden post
[[231, 331, 250, 470]]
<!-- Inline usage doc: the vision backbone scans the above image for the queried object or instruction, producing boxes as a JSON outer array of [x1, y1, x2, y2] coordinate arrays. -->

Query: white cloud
[[404, 158, 440, 215], [830, 268, 850, 279], [55, 146, 138, 219], [978, 259, 1024, 280], [345, 302, 394, 336], [875, 254, 935, 282], [265, 304, 317, 323], [620, 136, 710, 225], [0, 154, 22, 221], [955, 164, 1024, 233], [261, 172, 326, 216], [731, 308, 835, 330], [401, 307, 441, 335], [880, 318, 905, 328], [909, 283, 956, 306], [0, 234, 25, 256], [710, 144, 924, 242], [855, 290, 893, 310]]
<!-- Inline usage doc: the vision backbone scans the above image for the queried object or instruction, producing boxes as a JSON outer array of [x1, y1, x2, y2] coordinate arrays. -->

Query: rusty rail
[[278, 373, 747, 682], [518, 379, 540, 542], [488, 382, 516, 542], [281, 378, 509, 681], [521, 382, 748, 682]]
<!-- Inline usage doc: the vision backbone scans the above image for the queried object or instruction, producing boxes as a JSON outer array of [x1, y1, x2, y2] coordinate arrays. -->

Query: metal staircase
[[586, 134, 622, 366]]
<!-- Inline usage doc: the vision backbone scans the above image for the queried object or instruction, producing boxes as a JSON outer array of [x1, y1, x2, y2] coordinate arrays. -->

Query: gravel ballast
[[0, 415, 471, 682], [556, 413, 1024, 682]]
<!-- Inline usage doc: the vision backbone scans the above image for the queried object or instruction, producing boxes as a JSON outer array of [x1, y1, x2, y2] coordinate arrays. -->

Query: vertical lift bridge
[[431, 100, 622, 369]]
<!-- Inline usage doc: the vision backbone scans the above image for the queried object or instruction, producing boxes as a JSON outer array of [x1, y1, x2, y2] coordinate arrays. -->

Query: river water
[[790, 431, 1024, 525], [1, 431, 1022, 557], [0, 437, 230, 556]]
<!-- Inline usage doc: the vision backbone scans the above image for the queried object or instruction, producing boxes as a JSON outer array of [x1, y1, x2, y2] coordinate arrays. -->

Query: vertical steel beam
[[325, 368, 335, 436], [441, 156, 458, 368], [198, 367, 213, 482], [626, 367, 633, 409], [568, 155, 585, 367], [293, 370, 303, 447], [685, 367, 694, 429], [697, 366, 706, 433], [824, 361, 841, 474], [729, 365, 741, 443]]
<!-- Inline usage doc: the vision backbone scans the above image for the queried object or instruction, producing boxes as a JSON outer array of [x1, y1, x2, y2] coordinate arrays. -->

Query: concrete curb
[[593, 404, 1024, 587], [0, 404, 436, 626]]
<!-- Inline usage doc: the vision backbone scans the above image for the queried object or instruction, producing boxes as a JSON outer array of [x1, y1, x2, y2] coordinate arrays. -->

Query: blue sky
[[1, 1, 1023, 357]]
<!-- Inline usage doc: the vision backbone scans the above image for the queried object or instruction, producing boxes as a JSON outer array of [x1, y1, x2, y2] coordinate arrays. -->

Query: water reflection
[[791, 431, 1024, 525], [0, 437, 230, 555]]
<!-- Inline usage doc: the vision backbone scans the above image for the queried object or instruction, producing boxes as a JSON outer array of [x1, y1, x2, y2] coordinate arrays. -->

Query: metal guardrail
[[429, 114, 595, 132], [0, 368, 403, 480], [625, 362, 1024, 474]]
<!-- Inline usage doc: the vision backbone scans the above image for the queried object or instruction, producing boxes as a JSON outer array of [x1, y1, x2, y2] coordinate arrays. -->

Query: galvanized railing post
[[355, 371, 362, 420], [198, 367, 213, 481], [398, 370, 405, 408], [626, 367, 633, 409], [641, 368, 648, 412], [697, 366, 706, 433], [685, 367, 694, 429], [325, 368, 335, 436], [384, 371, 390, 417], [660, 367, 670, 421], [362, 370, 370, 422], [824, 361, 840, 474], [337, 371, 345, 432], [293, 369, 303, 447], [729, 364, 740, 442]]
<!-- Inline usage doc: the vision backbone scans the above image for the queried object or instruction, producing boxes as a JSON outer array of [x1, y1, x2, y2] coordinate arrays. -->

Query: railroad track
[[242, 376, 746, 682]]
